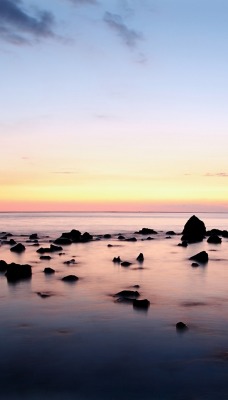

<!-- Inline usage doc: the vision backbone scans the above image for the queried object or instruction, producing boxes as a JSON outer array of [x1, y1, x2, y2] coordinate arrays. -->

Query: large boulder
[[182, 215, 206, 243], [207, 235, 222, 244], [5, 262, 32, 282]]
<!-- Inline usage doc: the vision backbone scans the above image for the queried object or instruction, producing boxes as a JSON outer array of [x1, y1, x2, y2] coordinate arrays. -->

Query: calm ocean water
[[1, 212, 228, 399]]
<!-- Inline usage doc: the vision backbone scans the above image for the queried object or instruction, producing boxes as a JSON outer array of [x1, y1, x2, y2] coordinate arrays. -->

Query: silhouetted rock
[[136, 253, 144, 262], [37, 292, 52, 298], [103, 234, 111, 239], [62, 275, 79, 282], [54, 237, 72, 245], [61, 229, 81, 242], [29, 233, 38, 240], [2, 239, 16, 245], [107, 244, 113, 247], [114, 290, 140, 298], [178, 241, 188, 247], [10, 243, 25, 253], [207, 235, 222, 244], [125, 237, 137, 242], [5, 262, 32, 282], [40, 255, 52, 260], [81, 232, 93, 242], [166, 231, 176, 235], [189, 251, 208, 263], [113, 256, 121, 263], [37, 244, 63, 254], [222, 230, 228, 238], [63, 259, 76, 265], [135, 228, 158, 235], [44, 267, 55, 274], [176, 321, 188, 330], [133, 299, 150, 309], [206, 229, 222, 236], [118, 235, 125, 240], [182, 215, 206, 243], [0, 260, 7, 272], [121, 261, 132, 267], [191, 262, 199, 267]]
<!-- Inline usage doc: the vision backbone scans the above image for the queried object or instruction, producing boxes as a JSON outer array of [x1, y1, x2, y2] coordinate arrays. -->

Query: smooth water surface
[[0, 212, 228, 399]]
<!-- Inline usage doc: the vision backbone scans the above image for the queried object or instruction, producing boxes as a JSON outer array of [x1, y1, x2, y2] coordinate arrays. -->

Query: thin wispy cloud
[[67, 0, 98, 5], [103, 11, 143, 48], [204, 172, 228, 177], [0, 0, 55, 45]]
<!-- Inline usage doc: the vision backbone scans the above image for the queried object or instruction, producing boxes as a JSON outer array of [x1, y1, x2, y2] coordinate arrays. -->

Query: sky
[[1, 0, 228, 212]]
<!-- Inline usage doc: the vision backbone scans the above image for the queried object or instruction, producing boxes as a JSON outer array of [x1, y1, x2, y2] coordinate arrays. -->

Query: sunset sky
[[1, 0, 228, 212]]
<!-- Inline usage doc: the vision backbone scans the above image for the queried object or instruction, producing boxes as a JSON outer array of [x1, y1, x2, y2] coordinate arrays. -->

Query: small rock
[[44, 267, 55, 274], [104, 234, 111, 239], [191, 262, 199, 267], [176, 321, 188, 330], [166, 231, 176, 235], [178, 241, 188, 247], [135, 228, 158, 235], [207, 235, 222, 244], [62, 275, 79, 282], [121, 261, 132, 267], [118, 235, 125, 240], [113, 256, 121, 263], [136, 253, 144, 262], [40, 255, 52, 260], [189, 251, 208, 263], [10, 243, 25, 253], [133, 299, 150, 309], [114, 290, 140, 298]]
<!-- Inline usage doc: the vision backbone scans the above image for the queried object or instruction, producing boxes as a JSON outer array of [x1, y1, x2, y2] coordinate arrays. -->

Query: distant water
[[1, 212, 228, 400], [1, 211, 228, 236]]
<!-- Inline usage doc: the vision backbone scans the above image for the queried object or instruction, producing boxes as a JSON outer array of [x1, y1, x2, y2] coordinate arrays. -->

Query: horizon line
[[0, 210, 228, 214]]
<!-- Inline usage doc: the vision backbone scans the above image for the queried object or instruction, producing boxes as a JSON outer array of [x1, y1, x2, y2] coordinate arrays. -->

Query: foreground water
[[1, 212, 228, 399]]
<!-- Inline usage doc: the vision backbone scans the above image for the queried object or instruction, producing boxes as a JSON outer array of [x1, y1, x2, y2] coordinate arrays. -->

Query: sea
[[0, 212, 228, 400]]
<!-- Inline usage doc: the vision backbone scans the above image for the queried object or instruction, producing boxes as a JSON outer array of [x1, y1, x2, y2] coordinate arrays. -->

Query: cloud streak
[[0, 0, 55, 45], [103, 11, 143, 48], [67, 0, 97, 5], [204, 172, 228, 177]]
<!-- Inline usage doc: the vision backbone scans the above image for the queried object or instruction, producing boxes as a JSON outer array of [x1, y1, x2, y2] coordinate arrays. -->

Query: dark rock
[[107, 244, 113, 247], [133, 285, 140, 288], [133, 299, 150, 309], [135, 228, 158, 235], [115, 297, 134, 304], [178, 241, 188, 247], [37, 292, 52, 298], [44, 267, 55, 274], [189, 251, 208, 263], [81, 232, 93, 242], [166, 231, 176, 235], [29, 233, 38, 240], [166, 236, 172, 239], [2, 239, 16, 245], [118, 235, 125, 240], [40, 255, 52, 260], [182, 215, 206, 243], [146, 236, 153, 240], [121, 261, 132, 267], [10, 243, 25, 253], [176, 321, 188, 330], [222, 230, 228, 238], [61, 229, 81, 242], [103, 234, 112, 239], [113, 256, 121, 263], [62, 275, 79, 282], [136, 253, 144, 262], [207, 235, 222, 244], [0, 260, 8, 272], [125, 237, 137, 242], [191, 262, 199, 267], [206, 229, 222, 236], [37, 244, 63, 254], [54, 237, 72, 245], [5, 262, 32, 282], [114, 290, 140, 298], [63, 259, 76, 265]]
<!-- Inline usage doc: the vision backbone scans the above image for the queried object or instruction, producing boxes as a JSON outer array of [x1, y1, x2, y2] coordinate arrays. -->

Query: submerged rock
[[118, 235, 125, 240], [40, 255, 52, 260], [189, 251, 208, 263], [113, 256, 121, 263], [207, 235, 222, 244], [121, 261, 132, 267], [62, 275, 79, 282], [0, 260, 8, 272], [181, 215, 206, 243], [166, 231, 176, 235], [136, 253, 144, 262], [114, 290, 140, 298], [176, 321, 188, 330], [103, 234, 112, 239], [10, 243, 25, 253], [125, 237, 137, 242], [29, 233, 38, 240], [37, 244, 63, 254], [44, 267, 55, 274], [54, 237, 72, 245], [133, 299, 150, 309], [135, 228, 158, 235], [5, 262, 32, 282], [191, 262, 199, 267]]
